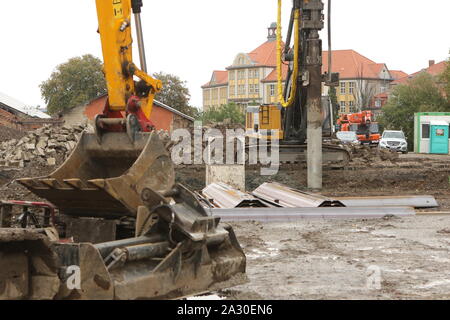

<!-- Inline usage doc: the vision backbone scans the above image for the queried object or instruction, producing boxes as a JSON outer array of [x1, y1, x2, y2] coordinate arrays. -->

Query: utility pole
[[303, 0, 325, 190]]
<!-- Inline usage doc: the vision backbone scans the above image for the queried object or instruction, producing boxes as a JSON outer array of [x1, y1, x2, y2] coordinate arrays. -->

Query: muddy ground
[[176, 154, 450, 300], [220, 216, 450, 300]]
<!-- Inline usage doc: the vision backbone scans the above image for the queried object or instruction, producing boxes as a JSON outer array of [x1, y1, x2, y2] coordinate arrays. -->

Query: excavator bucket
[[6, 131, 247, 299], [17, 131, 175, 218]]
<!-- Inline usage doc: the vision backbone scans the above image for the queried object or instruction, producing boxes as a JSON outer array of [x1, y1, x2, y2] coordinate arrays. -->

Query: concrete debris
[[47, 158, 56, 166], [349, 144, 399, 164], [0, 124, 88, 168]]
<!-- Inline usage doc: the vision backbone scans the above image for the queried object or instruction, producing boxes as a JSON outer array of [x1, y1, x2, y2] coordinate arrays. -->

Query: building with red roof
[[391, 60, 447, 86], [202, 24, 406, 115]]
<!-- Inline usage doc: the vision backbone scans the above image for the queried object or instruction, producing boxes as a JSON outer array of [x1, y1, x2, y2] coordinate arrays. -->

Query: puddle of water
[[247, 247, 280, 259], [357, 247, 374, 251], [381, 249, 401, 254], [431, 255, 450, 263], [246, 242, 280, 259], [414, 279, 450, 289], [187, 294, 224, 300]]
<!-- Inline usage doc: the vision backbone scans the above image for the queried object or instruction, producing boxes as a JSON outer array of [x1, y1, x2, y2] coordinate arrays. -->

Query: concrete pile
[[0, 124, 87, 168]]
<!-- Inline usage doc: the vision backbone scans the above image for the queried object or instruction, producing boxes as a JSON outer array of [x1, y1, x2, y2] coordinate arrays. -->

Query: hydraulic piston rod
[[132, 0, 148, 72]]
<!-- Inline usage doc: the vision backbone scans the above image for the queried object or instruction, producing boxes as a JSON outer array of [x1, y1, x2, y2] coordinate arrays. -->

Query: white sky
[[1, 0, 449, 111]]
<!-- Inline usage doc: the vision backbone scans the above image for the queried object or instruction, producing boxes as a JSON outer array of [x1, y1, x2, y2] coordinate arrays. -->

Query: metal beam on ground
[[336, 196, 439, 209], [252, 182, 345, 208], [202, 183, 268, 209], [212, 206, 416, 222]]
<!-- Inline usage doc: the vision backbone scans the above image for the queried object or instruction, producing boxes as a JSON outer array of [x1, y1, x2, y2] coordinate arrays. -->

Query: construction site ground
[[177, 153, 450, 300], [2, 149, 450, 300]]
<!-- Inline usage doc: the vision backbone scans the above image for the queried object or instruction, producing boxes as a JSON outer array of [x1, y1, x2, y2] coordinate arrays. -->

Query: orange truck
[[337, 111, 381, 145]]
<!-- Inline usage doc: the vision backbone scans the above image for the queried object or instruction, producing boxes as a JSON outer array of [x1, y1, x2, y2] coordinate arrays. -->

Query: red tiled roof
[[392, 60, 447, 85], [390, 70, 408, 80], [248, 41, 281, 66], [262, 64, 288, 83], [263, 50, 392, 82], [202, 70, 228, 88], [322, 50, 384, 79]]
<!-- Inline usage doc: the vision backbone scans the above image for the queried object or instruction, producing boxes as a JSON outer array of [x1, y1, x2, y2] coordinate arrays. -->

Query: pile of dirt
[[349, 145, 399, 164], [0, 125, 25, 143], [0, 124, 87, 168]]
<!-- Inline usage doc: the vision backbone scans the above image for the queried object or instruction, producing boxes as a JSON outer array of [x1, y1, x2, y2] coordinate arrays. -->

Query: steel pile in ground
[[212, 206, 415, 222]]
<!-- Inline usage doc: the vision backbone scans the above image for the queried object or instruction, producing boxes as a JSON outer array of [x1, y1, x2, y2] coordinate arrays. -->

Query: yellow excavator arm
[[95, 0, 162, 128]]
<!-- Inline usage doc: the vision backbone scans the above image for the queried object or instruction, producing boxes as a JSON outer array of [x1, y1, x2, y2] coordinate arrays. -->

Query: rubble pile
[[0, 124, 87, 168], [0, 126, 25, 143], [349, 144, 399, 163]]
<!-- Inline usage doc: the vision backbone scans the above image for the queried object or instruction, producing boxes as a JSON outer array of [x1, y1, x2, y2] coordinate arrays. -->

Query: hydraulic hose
[[276, 0, 300, 108], [328, 0, 332, 82]]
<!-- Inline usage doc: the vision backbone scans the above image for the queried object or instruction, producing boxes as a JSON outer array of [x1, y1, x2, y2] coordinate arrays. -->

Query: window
[[254, 84, 260, 94], [422, 124, 430, 139], [220, 87, 227, 98], [339, 101, 346, 113], [254, 69, 260, 78], [229, 85, 235, 97], [340, 82, 346, 94], [383, 131, 405, 139], [238, 85, 246, 95], [375, 100, 382, 108], [203, 90, 210, 102], [261, 106, 270, 125], [349, 82, 355, 94], [270, 84, 275, 97], [229, 72, 235, 80], [349, 101, 356, 113], [238, 70, 244, 80], [249, 84, 254, 94], [436, 129, 445, 136]]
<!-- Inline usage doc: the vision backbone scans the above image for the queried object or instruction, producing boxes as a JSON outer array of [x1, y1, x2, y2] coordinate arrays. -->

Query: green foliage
[[379, 72, 450, 148], [40, 54, 106, 115], [440, 59, 450, 102], [328, 86, 339, 121], [199, 103, 245, 125], [154, 72, 197, 117]]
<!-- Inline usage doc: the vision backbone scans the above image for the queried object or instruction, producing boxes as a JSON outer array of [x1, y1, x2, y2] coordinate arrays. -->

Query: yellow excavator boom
[[95, 0, 162, 122]]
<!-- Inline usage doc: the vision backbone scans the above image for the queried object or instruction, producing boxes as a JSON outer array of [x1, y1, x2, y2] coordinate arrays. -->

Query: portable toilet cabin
[[429, 120, 449, 154], [414, 113, 450, 154]]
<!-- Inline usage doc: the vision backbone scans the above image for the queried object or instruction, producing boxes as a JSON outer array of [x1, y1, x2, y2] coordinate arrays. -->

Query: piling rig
[[0, 0, 246, 300], [245, 0, 350, 187]]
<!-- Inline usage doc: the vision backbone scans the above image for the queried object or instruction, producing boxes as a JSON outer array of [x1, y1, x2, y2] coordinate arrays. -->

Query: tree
[[353, 65, 377, 112], [40, 54, 106, 115], [199, 103, 245, 125], [440, 59, 450, 102], [153, 72, 196, 117], [379, 72, 449, 147], [328, 86, 339, 121]]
